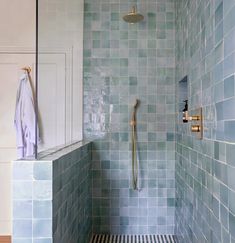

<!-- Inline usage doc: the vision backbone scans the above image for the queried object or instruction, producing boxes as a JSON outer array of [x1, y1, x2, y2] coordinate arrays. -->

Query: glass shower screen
[[36, 0, 84, 157]]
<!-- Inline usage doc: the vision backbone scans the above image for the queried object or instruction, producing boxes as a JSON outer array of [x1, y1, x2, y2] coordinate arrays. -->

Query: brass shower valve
[[186, 107, 203, 139], [191, 125, 201, 132], [185, 112, 201, 121], [188, 115, 200, 121]]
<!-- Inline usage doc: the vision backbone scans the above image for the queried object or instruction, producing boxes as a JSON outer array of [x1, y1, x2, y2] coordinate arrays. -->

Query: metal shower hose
[[130, 99, 139, 190]]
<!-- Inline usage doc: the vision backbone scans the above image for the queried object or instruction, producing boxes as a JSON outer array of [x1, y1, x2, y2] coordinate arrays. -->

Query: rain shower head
[[123, 6, 144, 24]]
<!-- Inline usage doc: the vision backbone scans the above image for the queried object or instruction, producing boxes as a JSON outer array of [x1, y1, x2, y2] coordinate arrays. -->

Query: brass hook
[[22, 66, 31, 73]]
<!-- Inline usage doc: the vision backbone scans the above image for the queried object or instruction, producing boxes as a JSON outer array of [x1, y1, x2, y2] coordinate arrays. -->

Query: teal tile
[[215, 22, 223, 45], [223, 98, 235, 119], [224, 75, 235, 98], [224, 121, 235, 142], [227, 165, 235, 191], [224, 53, 235, 78], [167, 198, 175, 207], [225, 28, 235, 57], [229, 212, 235, 238], [215, 2, 223, 26], [111, 13, 119, 21], [224, 5, 235, 33], [129, 77, 137, 85], [148, 105, 156, 113]]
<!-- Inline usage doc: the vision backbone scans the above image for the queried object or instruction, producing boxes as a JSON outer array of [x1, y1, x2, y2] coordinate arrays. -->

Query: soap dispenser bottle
[[182, 100, 188, 123]]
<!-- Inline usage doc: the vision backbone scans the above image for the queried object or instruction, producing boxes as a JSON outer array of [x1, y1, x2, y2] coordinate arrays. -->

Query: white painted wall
[[0, 0, 36, 235]]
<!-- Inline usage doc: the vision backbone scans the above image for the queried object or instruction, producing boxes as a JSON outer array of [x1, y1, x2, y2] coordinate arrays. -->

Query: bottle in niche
[[182, 100, 188, 123]]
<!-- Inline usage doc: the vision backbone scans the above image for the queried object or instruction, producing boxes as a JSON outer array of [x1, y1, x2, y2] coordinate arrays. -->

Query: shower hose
[[130, 100, 139, 190]]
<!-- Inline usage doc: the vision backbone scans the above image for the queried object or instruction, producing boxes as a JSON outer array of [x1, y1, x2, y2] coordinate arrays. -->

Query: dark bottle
[[182, 100, 188, 123]]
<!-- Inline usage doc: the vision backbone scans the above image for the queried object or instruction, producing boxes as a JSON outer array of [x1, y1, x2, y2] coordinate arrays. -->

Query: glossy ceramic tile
[[12, 143, 92, 243], [83, 0, 176, 235], [175, 0, 235, 242]]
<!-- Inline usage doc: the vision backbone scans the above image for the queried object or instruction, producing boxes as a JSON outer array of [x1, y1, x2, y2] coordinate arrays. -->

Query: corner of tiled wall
[[12, 143, 92, 243], [175, 0, 235, 242]]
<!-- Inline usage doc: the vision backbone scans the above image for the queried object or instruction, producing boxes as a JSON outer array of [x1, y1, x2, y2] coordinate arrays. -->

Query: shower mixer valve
[[187, 107, 203, 139]]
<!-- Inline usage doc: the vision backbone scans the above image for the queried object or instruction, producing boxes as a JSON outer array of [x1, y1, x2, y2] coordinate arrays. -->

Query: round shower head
[[123, 6, 144, 24]]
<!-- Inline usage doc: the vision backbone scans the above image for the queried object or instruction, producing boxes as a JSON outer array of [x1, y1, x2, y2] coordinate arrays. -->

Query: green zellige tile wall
[[83, 0, 176, 234], [175, 0, 235, 242]]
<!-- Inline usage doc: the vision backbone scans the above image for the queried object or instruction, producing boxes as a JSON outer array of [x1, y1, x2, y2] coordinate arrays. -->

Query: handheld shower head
[[133, 99, 139, 109], [131, 99, 140, 126]]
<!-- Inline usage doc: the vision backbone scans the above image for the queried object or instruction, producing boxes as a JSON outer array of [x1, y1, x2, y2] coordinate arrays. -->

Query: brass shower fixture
[[123, 6, 144, 24], [188, 107, 203, 139], [130, 99, 140, 190]]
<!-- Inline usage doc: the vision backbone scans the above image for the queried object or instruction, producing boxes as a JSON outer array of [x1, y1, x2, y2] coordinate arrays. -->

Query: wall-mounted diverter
[[186, 107, 203, 139]]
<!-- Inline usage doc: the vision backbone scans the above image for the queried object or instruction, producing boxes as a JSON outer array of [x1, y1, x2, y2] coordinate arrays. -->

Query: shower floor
[[90, 234, 177, 243]]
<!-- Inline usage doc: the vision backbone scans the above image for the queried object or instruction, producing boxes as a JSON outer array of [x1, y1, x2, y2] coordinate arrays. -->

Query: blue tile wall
[[12, 161, 52, 243], [12, 143, 92, 243], [83, 0, 176, 235], [53, 143, 92, 243], [175, 0, 235, 242]]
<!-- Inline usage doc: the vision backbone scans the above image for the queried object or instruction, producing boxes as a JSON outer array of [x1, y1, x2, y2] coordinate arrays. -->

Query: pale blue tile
[[13, 239, 32, 243], [224, 75, 235, 98], [224, 120, 235, 142], [13, 200, 32, 219], [215, 2, 223, 26], [223, 98, 235, 119], [33, 219, 52, 238], [224, 0, 235, 15], [213, 61, 223, 83], [13, 220, 32, 237], [33, 181, 52, 200], [224, 53, 235, 78], [224, 5, 235, 33], [216, 121, 225, 140], [33, 201, 52, 219], [215, 22, 223, 45], [229, 189, 235, 216], [228, 165, 235, 191], [214, 81, 224, 102], [34, 162, 52, 180], [229, 212, 235, 238], [33, 239, 52, 243], [226, 143, 235, 166], [13, 181, 32, 200], [224, 28, 235, 58], [215, 102, 223, 121], [13, 162, 33, 180]]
